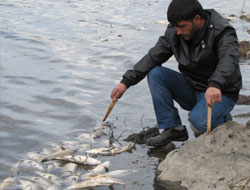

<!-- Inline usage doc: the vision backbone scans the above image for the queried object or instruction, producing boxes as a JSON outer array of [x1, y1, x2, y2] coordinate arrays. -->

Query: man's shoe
[[146, 126, 188, 146], [189, 123, 202, 138]]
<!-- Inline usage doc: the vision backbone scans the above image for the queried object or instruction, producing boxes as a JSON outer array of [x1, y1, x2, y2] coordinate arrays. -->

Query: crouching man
[[110, 0, 242, 146]]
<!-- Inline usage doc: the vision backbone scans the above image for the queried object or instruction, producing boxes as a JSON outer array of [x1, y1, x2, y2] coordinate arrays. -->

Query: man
[[110, 0, 242, 146]]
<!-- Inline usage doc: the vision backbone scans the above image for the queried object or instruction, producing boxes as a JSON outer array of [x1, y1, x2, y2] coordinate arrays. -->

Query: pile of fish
[[0, 122, 136, 190]]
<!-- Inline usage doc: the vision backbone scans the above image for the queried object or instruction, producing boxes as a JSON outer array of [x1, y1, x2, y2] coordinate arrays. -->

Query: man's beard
[[181, 22, 200, 41]]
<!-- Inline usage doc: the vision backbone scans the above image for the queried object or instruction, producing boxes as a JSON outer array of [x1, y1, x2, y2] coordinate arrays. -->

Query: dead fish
[[46, 162, 60, 171], [48, 155, 101, 166], [46, 186, 60, 190], [108, 141, 136, 155], [93, 130, 107, 139], [19, 176, 60, 190], [87, 141, 136, 156], [11, 159, 45, 175], [75, 133, 95, 144], [59, 141, 80, 150], [19, 176, 51, 187], [73, 155, 101, 165], [0, 177, 15, 190], [63, 163, 78, 173], [18, 179, 44, 190], [67, 174, 124, 189], [35, 171, 59, 182], [93, 124, 107, 139], [86, 146, 115, 155], [92, 121, 114, 139], [78, 144, 92, 153], [40, 145, 64, 156], [81, 161, 110, 178], [26, 152, 41, 161], [40, 150, 76, 162], [90, 161, 110, 174], [105, 169, 132, 178], [65, 173, 80, 183]]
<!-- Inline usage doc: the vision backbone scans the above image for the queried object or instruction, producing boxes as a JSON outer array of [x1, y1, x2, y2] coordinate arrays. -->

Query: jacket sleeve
[[121, 30, 173, 88], [208, 27, 240, 90]]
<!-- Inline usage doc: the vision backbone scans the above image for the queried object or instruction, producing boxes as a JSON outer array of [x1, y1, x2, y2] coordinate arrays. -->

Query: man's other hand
[[205, 87, 221, 107], [111, 83, 127, 101]]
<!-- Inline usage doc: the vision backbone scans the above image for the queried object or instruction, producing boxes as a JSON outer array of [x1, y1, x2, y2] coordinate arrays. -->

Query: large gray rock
[[157, 121, 250, 190]]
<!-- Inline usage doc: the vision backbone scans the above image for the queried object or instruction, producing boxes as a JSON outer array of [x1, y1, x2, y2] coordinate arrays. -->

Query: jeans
[[147, 66, 235, 133]]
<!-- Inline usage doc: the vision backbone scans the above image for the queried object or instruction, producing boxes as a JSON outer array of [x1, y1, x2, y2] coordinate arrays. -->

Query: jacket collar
[[191, 11, 211, 46]]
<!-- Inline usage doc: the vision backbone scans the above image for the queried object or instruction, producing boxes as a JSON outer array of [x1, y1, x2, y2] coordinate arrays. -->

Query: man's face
[[175, 20, 200, 41]]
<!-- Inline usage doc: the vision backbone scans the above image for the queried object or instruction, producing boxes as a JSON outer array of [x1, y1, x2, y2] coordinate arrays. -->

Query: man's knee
[[189, 112, 207, 133], [147, 66, 163, 82]]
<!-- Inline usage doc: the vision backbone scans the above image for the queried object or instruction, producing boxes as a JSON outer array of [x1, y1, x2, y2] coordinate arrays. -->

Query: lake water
[[0, 0, 250, 189]]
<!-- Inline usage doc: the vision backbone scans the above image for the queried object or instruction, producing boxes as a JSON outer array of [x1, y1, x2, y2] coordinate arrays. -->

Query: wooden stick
[[207, 106, 212, 133], [103, 100, 116, 122]]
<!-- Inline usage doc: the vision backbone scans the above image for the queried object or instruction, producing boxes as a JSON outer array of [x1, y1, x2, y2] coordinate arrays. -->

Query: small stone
[[246, 120, 250, 127], [239, 41, 250, 60], [240, 14, 250, 22]]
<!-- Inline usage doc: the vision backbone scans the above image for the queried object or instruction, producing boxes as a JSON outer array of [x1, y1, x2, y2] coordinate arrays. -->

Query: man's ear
[[193, 15, 201, 24]]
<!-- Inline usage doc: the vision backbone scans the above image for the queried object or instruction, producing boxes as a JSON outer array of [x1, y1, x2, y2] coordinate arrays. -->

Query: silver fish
[[63, 163, 78, 173], [65, 173, 80, 183], [11, 159, 45, 175], [18, 179, 44, 190], [40, 150, 76, 162], [0, 177, 15, 190], [87, 141, 136, 156], [48, 155, 101, 166], [106, 169, 132, 178], [81, 161, 110, 178], [86, 146, 115, 155], [35, 171, 60, 182], [59, 141, 80, 150], [19, 176, 50, 187], [92, 122, 114, 139], [67, 174, 124, 189], [93, 130, 107, 139]]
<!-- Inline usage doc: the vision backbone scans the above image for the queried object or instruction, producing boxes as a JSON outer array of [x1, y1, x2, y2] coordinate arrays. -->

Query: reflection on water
[[0, 0, 249, 189]]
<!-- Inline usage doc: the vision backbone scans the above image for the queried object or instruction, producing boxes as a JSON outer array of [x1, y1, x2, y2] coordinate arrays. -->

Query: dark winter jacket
[[121, 9, 242, 101]]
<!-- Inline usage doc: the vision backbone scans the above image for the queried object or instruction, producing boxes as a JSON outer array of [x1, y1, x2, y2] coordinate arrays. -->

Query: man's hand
[[205, 87, 221, 107], [110, 83, 127, 101]]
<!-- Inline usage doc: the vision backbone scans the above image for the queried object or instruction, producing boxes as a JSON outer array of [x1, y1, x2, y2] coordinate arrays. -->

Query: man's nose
[[176, 27, 182, 35]]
